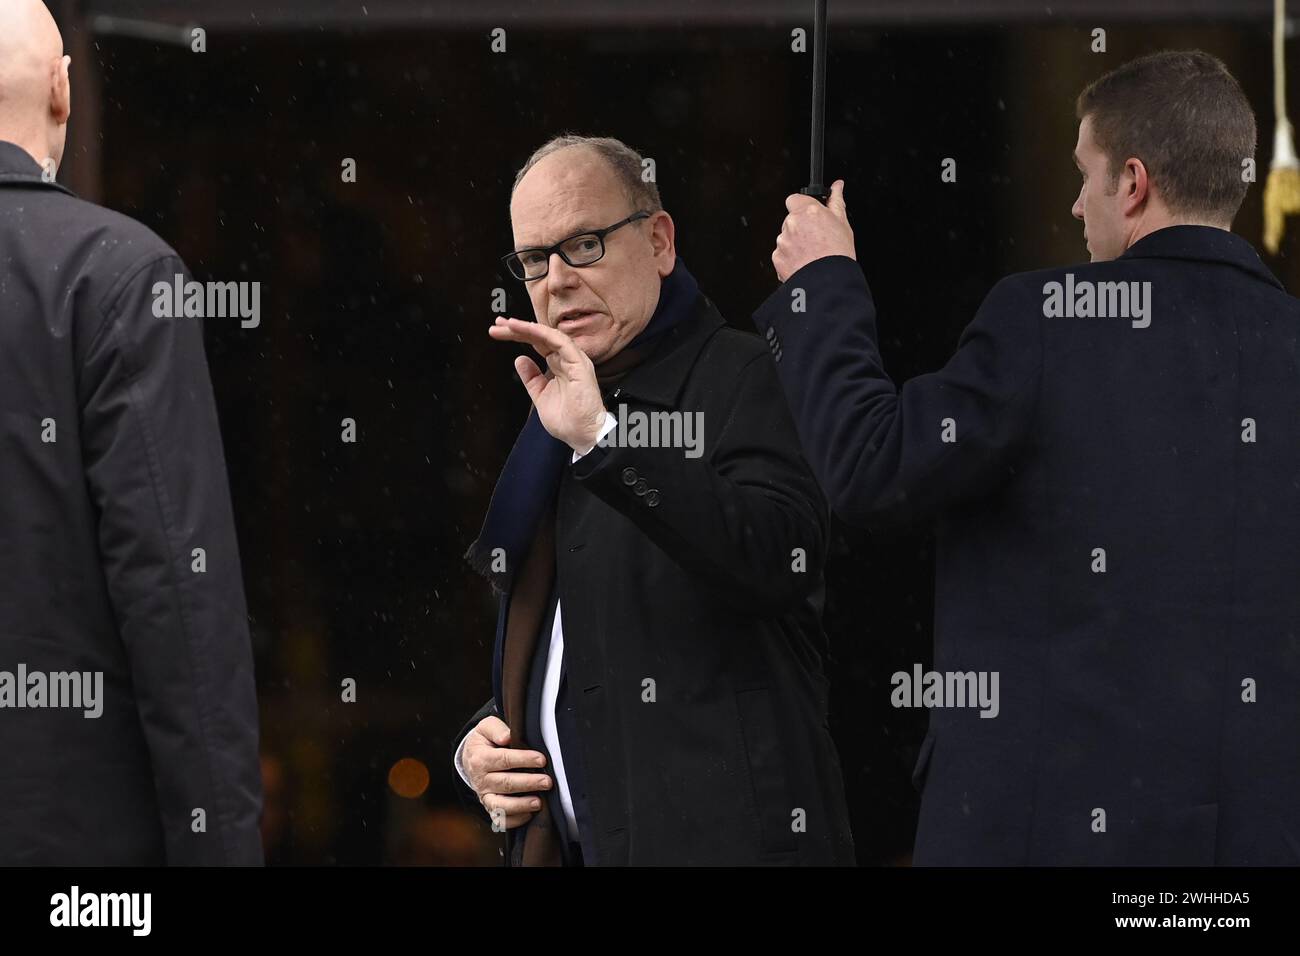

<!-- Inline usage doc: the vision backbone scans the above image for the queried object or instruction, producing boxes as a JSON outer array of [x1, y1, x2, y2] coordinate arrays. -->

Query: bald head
[[0, 0, 70, 171]]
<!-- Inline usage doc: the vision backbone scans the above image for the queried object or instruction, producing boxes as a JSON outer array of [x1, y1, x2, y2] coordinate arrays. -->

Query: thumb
[[478, 715, 512, 746], [514, 355, 547, 404], [827, 179, 848, 219]]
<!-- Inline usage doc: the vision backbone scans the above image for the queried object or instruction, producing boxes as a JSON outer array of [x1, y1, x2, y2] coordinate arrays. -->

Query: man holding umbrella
[[756, 50, 1300, 865]]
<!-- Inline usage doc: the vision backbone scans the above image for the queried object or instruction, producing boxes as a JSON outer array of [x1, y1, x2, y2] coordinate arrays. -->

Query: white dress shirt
[[454, 411, 618, 844]]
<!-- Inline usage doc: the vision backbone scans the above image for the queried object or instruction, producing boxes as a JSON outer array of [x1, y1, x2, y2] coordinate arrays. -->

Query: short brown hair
[[511, 134, 662, 216], [1076, 50, 1256, 222]]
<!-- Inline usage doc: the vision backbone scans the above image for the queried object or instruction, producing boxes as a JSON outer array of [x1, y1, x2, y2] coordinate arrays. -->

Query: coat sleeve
[[570, 348, 828, 615], [77, 253, 263, 865], [751, 255, 1043, 529]]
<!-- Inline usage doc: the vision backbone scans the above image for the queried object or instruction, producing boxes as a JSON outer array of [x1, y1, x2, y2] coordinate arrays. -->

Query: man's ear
[[51, 55, 71, 124], [1122, 156, 1150, 216], [650, 211, 676, 277]]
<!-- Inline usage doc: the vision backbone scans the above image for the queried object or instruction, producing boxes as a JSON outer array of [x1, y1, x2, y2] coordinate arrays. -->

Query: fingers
[[481, 791, 544, 818], [468, 742, 537, 769], [514, 355, 547, 404], [488, 316, 555, 356], [481, 770, 552, 795], [771, 243, 787, 284], [474, 715, 511, 746], [489, 316, 580, 361], [771, 177, 850, 282], [781, 179, 846, 221], [490, 317, 595, 395], [466, 721, 549, 829], [465, 716, 545, 765], [827, 178, 848, 219], [784, 192, 820, 214]]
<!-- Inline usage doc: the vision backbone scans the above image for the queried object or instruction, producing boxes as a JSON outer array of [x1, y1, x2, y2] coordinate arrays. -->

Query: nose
[[546, 252, 581, 295], [1071, 186, 1085, 222]]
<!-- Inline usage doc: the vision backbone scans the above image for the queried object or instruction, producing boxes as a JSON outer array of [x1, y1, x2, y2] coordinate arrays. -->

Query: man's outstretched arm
[[753, 181, 1043, 528]]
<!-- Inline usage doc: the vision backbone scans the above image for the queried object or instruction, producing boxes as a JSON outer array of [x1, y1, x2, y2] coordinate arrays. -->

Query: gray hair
[[511, 134, 662, 216]]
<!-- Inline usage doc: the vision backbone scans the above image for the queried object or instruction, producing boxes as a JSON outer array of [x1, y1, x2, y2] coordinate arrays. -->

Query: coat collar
[[0, 140, 75, 196], [604, 291, 725, 409], [1118, 224, 1282, 291]]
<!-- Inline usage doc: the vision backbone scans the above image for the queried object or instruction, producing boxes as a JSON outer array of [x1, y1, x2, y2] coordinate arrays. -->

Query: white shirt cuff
[[453, 730, 473, 788], [572, 410, 619, 462]]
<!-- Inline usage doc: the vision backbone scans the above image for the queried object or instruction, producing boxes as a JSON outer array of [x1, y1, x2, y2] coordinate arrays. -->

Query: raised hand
[[489, 316, 609, 453], [771, 178, 856, 283]]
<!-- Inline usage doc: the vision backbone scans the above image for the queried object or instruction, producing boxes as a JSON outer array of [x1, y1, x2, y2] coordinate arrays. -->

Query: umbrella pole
[[801, 0, 830, 201]]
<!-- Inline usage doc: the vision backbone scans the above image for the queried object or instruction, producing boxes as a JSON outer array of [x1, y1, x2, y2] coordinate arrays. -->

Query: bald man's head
[[0, 0, 70, 172]]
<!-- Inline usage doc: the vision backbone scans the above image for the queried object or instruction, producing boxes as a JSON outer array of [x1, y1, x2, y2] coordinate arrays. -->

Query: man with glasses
[[451, 134, 855, 866]]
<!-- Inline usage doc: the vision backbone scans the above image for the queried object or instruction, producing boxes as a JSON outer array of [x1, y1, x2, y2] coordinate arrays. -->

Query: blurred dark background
[[45, 0, 1294, 864]]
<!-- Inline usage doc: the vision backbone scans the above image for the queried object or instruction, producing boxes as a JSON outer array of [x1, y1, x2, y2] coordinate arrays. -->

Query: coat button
[[621, 467, 638, 486], [645, 489, 661, 507], [633, 479, 648, 496]]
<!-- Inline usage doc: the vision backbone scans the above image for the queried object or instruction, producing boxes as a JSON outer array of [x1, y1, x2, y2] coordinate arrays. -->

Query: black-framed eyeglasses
[[502, 211, 650, 281]]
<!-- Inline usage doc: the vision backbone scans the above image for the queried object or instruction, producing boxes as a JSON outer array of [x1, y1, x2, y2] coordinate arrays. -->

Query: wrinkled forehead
[[510, 149, 628, 247]]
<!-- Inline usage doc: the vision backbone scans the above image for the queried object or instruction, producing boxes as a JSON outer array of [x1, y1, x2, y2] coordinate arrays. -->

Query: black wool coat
[[753, 226, 1300, 865], [457, 291, 856, 866]]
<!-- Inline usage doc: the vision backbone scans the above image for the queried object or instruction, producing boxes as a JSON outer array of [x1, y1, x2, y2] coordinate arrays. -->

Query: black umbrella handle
[[801, 0, 829, 202]]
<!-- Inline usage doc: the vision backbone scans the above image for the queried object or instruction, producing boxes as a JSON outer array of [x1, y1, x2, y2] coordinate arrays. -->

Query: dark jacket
[[0, 141, 262, 864], [456, 291, 856, 865], [752, 226, 1300, 865]]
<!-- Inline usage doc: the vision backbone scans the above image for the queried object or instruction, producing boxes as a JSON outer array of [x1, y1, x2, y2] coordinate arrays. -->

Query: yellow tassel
[[1264, 163, 1300, 254], [1266, 0, 1300, 253], [1264, 118, 1300, 253]]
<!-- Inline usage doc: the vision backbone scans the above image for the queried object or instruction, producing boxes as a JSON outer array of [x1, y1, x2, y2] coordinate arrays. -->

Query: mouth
[[556, 309, 601, 329]]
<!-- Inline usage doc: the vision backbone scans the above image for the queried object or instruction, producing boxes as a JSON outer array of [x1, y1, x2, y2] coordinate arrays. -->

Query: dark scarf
[[463, 256, 700, 866]]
